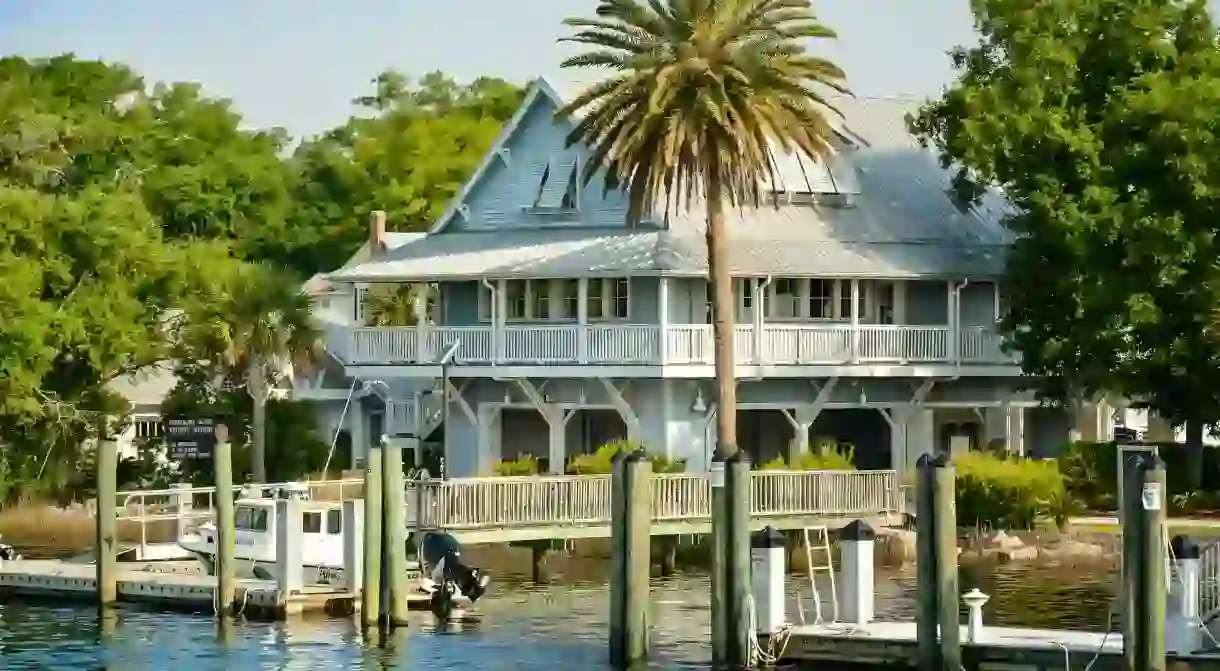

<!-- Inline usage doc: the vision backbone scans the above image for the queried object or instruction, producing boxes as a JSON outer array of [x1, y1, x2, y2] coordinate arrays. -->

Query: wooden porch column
[[947, 281, 958, 362], [658, 277, 669, 364], [850, 279, 861, 363], [495, 279, 507, 363], [578, 278, 589, 364], [752, 278, 765, 365], [414, 284, 432, 362]]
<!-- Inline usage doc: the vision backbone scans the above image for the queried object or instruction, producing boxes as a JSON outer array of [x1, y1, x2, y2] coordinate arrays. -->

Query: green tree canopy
[[912, 0, 1220, 482]]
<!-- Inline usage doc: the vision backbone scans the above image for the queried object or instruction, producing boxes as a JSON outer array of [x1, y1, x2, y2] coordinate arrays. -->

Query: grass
[[1068, 515, 1220, 538]]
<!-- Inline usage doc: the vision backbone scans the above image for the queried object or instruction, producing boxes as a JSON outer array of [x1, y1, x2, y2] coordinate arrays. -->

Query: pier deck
[[777, 621, 1220, 670], [0, 560, 430, 620]]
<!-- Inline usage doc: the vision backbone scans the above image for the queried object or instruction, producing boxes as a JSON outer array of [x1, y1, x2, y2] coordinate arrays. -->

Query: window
[[506, 280, 528, 320], [877, 282, 896, 325], [532, 280, 551, 319], [839, 280, 865, 320], [588, 278, 630, 320], [560, 160, 580, 211], [561, 280, 580, 319], [487, 279, 583, 321], [133, 419, 162, 439], [327, 508, 342, 535], [235, 506, 269, 532], [588, 279, 605, 320], [771, 279, 799, 319], [610, 279, 629, 319], [533, 162, 552, 208], [303, 511, 322, 534], [809, 280, 834, 319]]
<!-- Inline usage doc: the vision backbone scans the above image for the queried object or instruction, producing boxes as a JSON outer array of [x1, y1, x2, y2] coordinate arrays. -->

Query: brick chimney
[[369, 210, 388, 254]]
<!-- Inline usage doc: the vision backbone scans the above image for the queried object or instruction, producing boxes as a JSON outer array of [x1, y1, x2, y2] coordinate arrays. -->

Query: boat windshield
[[235, 505, 270, 532]]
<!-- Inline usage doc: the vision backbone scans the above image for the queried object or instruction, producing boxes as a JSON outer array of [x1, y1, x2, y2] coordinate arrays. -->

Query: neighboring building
[[105, 364, 178, 461], [303, 76, 1079, 478]]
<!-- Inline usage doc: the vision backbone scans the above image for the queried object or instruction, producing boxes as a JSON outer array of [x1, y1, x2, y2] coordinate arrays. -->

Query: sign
[[166, 416, 219, 460], [709, 461, 725, 488], [1142, 482, 1162, 511]]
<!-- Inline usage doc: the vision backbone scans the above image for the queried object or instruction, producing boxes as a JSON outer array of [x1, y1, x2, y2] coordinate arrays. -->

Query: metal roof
[[328, 91, 1014, 283]]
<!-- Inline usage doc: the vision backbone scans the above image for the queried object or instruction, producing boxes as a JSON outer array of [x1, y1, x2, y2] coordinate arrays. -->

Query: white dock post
[[962, 589, 990, 643], [174, 482, 193, 541], [275, 499, 305, 600], [840, 520, 875, 626], [1168, 535, 1202, 655], [343, 499, 364, 593], [750, 526, 786, 634]]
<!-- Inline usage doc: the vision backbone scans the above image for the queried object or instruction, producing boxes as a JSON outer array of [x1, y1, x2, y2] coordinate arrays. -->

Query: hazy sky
[[1, 0, 978, 139]]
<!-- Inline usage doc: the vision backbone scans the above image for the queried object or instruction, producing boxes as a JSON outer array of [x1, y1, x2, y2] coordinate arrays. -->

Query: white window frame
[[479, 279, 583, 322], [587, 277, 630, 321]]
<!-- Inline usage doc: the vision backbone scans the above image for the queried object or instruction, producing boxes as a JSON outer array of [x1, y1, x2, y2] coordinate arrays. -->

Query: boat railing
[[1197, 538, 1220, 624]]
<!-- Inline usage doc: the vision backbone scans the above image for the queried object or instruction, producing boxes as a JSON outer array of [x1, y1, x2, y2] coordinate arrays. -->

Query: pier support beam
[[214, 426, 237, 617], [840, 521, 875, 627], [1124, 455, 1167, 670], [383, 435, 411, 626], [915, 453, 958, 671], [95, 436, 118, 608], [362, 436, 384, 629], [609, 450, 651, 668]]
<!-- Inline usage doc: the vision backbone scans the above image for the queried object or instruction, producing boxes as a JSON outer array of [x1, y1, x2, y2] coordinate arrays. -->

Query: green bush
[[759, 445, 856, 471], [1060, 440, 1220, 512], [494, 455, 540, 476], [566, 439, 685, 474], [955, 452, 1069, 530]]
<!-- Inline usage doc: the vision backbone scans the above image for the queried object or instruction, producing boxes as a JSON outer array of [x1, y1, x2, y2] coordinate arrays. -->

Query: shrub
[[759, 445, 856, 471], [566, 439, 685, 474], [494, 456, 540, 476], [955, 452, 1068, 530], [1060, 440, 1220, 512]]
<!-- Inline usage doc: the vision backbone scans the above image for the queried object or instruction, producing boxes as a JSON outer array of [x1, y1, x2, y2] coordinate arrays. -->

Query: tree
[[179, 262, 321, 482], [287, 71, 525, 275], [911, 0, 1220, 486], [557, 0, 847, 455]]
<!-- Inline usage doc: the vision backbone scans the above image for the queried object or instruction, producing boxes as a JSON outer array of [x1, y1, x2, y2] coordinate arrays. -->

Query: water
[[0, 565, 1119, 670]]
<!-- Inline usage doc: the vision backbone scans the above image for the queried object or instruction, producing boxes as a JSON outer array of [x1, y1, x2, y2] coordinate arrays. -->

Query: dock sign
[[166, 416, 219, 460]]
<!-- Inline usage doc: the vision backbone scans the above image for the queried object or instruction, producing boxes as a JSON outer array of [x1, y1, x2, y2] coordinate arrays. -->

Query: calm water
[[0, 565, 1119, 670]]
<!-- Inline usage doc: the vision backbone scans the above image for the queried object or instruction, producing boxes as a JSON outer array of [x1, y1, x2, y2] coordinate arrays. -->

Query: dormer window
[[528, 154, 579, 212]]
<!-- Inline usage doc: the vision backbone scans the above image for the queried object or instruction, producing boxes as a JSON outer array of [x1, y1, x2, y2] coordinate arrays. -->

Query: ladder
[[796, 525, 839, 625]]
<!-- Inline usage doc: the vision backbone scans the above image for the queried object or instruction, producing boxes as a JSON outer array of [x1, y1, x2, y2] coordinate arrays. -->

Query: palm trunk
[[706, 171, 737, 455], [252, 397, 267, 483]]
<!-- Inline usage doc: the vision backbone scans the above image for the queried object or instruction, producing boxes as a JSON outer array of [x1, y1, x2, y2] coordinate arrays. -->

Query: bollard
[[213, 426, 237, 617], [95, 437, 119, 608], [914, 454, 938, 671], [609, 450, 651, 668], [750, 527, 787, 635], [932, 453, 960, 671], [1134, 456, 1167, 670], [382, 435, 411, 626], [1168, 536, 1201, 655], [709, 449, 728, 667], [962, 589, 989, 643], [362, 438, 384, 629], [724, 451, 753, 669], [840, 520, 876, 626], [343, 500, 365, 593], [275, 498, 305, 610]]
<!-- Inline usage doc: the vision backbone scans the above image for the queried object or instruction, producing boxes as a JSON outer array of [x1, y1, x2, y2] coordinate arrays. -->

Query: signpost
[[166, 416, 219, 460]]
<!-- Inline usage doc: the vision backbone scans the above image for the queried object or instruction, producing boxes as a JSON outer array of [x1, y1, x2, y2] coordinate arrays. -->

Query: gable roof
[[428, 76, 570, 234], [306, 232, 424, 296]]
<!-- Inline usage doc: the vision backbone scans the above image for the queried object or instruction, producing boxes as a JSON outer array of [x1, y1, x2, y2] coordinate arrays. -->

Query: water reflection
[[0, 564, 1118, 670]]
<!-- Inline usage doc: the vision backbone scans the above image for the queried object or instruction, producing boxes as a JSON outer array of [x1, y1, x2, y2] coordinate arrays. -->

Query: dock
[[0, 560, 431, 620], [775, 621, 1220, 670]]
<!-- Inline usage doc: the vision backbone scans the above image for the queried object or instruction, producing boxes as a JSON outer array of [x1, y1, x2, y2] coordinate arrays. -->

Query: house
[[105, 363, 178, 461], [302, 76, 1081, 478]]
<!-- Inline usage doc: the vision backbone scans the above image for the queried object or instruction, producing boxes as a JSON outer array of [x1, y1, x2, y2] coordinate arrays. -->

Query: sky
[[0, 0, 978, 140]]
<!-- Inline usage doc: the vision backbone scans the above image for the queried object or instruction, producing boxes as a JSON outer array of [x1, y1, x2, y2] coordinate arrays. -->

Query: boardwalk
[[115, 470, 903, 555]]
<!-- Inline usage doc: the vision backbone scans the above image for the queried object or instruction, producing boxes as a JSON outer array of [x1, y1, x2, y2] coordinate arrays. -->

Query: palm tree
[[191, 262, 320, 482], [559, 0, 848, 455]]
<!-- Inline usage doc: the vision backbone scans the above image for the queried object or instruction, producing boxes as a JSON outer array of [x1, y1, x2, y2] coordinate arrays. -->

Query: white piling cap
[[962, 588, 990, 607]]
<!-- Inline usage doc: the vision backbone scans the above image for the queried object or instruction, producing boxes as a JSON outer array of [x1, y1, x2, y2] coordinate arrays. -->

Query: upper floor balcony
[[330, 322, 1016, 370]]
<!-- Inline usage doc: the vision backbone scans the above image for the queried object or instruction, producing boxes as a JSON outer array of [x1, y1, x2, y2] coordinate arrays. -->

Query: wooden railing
[[340, 323, 1015, 367], [110, 471, 902, 547]]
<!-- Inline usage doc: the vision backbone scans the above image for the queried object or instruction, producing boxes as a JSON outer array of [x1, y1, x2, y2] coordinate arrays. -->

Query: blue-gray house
[[301, 76, 1076, 477]]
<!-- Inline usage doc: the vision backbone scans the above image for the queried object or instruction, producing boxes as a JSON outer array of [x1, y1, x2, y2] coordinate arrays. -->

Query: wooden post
[[610, 450, 651, 668], [932, 453, 960, 671], [914, 453, 938, 671], [1120, 449, 1143, 664], [709, 450, 728, 667], [1134, 456, 1167, 670], [275, 498, 304, 615], [382, 435, 411, 626], [724, 451, 753, 669], [213, 426, 236, 617], [95, 436, 118, 608], [362, 438, 384, 629]]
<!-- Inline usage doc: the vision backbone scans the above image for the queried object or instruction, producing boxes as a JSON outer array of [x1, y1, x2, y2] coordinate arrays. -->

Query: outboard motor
[[419, 532, 490, 616], [0, 535, 19, 561]]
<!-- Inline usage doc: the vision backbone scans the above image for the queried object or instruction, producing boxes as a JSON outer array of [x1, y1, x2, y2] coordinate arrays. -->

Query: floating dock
[[775, 622, 1220, 670], [0, 560, 431, 620]]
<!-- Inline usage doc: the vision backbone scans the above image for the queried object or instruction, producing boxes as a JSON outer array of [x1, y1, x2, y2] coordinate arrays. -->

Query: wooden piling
[[709, 450, 728, 667], [724, 451, 753, 669], [609, 450, 651, 668], [95, 437, 118, 608], [932, 453, 960, 671], [213, 428, 237, 617], [382, 436, 411, 627], [1134, 456, 1167, 670], [362, 440, 384, 629], [914, 453, 938, 671]]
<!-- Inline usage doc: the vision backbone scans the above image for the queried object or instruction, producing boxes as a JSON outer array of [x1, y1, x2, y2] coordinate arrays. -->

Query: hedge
[[954, 452, 1072, 530], [1059, 440, 1220, 512], [759, 444, 856, 470]]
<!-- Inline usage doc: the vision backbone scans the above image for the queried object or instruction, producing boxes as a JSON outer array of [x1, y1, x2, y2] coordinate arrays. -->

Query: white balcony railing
[[336, 323, 1016, 367]]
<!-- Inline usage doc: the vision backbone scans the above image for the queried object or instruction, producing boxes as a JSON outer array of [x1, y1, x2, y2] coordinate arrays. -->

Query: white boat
[[177, 485, 489, 614]]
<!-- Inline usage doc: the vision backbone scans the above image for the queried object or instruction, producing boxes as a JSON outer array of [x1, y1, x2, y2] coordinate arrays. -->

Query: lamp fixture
[[692, 389, 708, 414]]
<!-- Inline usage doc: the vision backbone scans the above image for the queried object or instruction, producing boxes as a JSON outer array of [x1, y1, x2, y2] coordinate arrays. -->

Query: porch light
[[692, 389, 707, 414]]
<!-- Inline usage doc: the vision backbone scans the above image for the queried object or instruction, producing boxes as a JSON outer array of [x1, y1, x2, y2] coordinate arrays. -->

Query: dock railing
[[1198, 538, 1220, 625], [110, 470, 903, 552]]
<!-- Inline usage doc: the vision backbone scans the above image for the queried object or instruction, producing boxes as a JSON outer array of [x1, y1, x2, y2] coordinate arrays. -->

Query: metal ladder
[[796, 525, 839, 625]]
